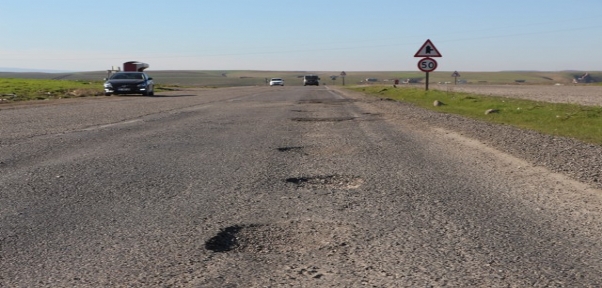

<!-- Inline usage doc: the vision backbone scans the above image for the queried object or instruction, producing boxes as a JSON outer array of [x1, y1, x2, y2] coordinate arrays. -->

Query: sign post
[[414, 39, 442, 91], [340, 71, 347, 86], [417, 58, 438, 90], [330, 75, 338, 85], [451, 71, 461, 85]]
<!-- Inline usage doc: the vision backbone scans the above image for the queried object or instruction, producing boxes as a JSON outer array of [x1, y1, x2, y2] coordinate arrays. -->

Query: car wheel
[[104, 92, 112, 96]]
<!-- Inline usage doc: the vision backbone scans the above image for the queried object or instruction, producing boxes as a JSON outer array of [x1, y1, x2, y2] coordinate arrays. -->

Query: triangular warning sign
[[414, 39, 442, 57]]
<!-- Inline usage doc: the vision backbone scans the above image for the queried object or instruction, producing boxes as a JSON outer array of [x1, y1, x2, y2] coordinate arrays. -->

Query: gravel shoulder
[[335, 86, 602, 190]]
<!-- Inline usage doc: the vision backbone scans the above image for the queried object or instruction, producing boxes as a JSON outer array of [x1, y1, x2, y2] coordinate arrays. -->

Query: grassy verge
[[0, 78, 104, 101], [0, 78, 185, 102], [350, 85, 602, 145]]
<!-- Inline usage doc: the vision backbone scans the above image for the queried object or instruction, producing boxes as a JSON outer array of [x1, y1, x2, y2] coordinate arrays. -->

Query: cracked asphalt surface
[[1, 86, 601, 287]]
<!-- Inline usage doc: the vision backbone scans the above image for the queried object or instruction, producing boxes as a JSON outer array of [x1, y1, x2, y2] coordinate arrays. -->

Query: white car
[[269, 78, 284, 86]]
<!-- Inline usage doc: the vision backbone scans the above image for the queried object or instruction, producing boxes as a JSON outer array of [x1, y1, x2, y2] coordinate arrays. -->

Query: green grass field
[[0, 78, 104, 101], [351, 85, 602, 145]]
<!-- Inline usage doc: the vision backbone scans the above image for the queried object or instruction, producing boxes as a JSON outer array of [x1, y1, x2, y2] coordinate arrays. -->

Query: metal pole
[[425, 72, 429, 91]]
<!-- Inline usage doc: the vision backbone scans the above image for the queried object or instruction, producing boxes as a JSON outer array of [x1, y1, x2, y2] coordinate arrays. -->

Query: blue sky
[[1, 0, 601, 72]]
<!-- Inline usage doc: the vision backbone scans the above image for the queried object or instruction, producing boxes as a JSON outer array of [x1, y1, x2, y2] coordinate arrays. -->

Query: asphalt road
[[1, 86, 601, 287]]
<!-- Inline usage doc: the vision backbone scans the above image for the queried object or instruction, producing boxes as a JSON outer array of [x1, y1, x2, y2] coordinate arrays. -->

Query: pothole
[[277, 146, 304, 152], [204, 225, 243, 252], [297, 99, 354, 105], [291, 117, 356, 122], [205, 221, 353, 254], [286, 175, 363, 190], [362, 112, 384, 117]]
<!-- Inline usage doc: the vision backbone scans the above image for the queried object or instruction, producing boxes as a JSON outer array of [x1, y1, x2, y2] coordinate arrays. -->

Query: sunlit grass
[[0, 78, 104, 101], [351, 85, 602, 145], [0, 78, 178, 102]]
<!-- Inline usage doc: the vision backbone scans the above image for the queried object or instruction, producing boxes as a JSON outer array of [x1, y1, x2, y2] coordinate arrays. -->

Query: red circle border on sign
[[417, 57, 438, 72]]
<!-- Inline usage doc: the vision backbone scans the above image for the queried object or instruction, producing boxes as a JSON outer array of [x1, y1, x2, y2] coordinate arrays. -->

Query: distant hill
[[0, 70, 601, 86], [0, 67, 74, 73]]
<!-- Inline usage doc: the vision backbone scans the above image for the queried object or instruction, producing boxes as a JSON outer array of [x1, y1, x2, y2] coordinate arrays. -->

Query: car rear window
[[111, 73, 144, 80]]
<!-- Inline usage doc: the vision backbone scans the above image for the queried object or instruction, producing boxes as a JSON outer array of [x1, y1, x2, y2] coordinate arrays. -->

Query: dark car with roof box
[[103, 72, 155, 96]]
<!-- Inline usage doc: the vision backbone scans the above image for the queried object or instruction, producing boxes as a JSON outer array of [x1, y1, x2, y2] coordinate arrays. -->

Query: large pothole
[[205, 221, 353, 254]]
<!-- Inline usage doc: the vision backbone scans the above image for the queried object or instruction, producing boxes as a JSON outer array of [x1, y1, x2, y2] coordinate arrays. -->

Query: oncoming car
[[303, 75, 320, 86], [104, 72, 155, 96], [269, 78, 284, 86]]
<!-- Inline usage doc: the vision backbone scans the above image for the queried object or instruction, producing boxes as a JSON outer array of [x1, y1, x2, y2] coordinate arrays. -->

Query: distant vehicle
[[303, 75, 320, 86], [103, 72, 154, 96], [269, 78, 284, 86]]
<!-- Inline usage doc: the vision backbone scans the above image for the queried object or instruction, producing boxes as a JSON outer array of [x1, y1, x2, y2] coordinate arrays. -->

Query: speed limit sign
[[417, 57, 438, 72]]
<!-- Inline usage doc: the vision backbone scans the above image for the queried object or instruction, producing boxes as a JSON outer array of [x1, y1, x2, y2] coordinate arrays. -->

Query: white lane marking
[[327, 89, 345, 100], [82, 119, 143, 131], [81, 104, 213, 132]]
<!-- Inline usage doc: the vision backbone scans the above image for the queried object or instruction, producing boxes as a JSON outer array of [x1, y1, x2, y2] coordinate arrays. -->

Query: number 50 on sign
[[417, 57, 438, 72]]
